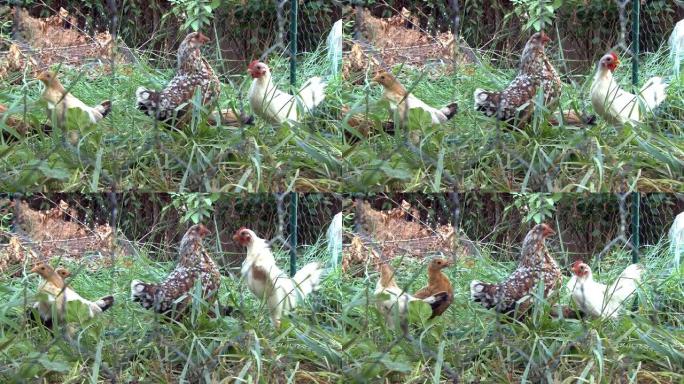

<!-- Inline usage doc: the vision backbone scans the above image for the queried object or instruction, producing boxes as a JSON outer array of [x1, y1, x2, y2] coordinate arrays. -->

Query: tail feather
[[95, 295, 114, 312], [130, 279, 157, 310], [298, 77, 327, 111], [470, 280, 499, 309], [293, 262, 324, 298], [422, 291, 450, 311], [440, 102, 459, 120], [607, 264, 642, 304], [639, 77, 668, 111], [136, 86, 160, 117], [473, 88, 500, 117], [94, 100, 112, 118]]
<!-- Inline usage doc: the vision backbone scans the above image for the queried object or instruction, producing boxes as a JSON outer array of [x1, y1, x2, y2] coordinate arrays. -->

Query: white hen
[[669, 211, 684, 270], [247, 61, 326, 125], [234, 227, 324, 327], [670, 19, 684, 78], [590, 52, 667, 126], [566, 260, 642, 319]]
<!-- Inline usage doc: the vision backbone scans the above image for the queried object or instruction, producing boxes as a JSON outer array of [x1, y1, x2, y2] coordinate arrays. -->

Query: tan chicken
[[373, 70, 458, 126], [136, 32, 222, 123], [30, 263, 114, 327], [234, 227, 324, 327], [37, 71, 111, 124], [474, 32, 561, 127], [130, 224, 221, 318], [413, 258, 454, 318], [375, 262, 450, 331], [470, 223, 562, 316], [590, 52, 667, 126]]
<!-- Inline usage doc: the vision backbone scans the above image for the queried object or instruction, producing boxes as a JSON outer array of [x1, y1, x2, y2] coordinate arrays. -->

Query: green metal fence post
[[631, 192, 640, 313], [631, 0, 640, 87], [290, 0, 297, 87], [289, 192, 298, 277]]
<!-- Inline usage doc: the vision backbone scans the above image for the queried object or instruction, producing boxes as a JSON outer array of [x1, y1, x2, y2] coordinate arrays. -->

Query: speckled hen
[[130, 224, 221, 318], [135, 32, 222, 122], [470, 223, 562, 316], [473, 32, 561, 127]]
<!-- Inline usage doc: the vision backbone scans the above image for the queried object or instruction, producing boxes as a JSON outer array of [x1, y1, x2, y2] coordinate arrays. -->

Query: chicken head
[[247, 61, 269, 79], [571, 260, 591, 278], [428, 257, 453, 270], [233, 227, 254, 246], [184, 32, 210, 48], [599, 52, 620, 72]]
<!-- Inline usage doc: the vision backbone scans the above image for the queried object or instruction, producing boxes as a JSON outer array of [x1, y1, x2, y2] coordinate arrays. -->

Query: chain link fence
[[345, 192, 682, 265]]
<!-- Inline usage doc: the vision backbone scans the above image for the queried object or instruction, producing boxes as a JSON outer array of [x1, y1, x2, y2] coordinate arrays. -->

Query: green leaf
[[38, 355, 71, 372], [407, 299, 432, 324], [38, 162, 71, 180]]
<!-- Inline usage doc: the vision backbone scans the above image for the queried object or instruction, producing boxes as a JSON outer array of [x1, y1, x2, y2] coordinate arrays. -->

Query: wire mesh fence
[[345, 192, 683, 265]]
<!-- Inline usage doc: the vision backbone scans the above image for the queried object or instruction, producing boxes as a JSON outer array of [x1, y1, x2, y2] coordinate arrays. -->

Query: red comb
[[248, 60, 260, 70], [572, 259, 584, 268], [609, 51, 619, 60]]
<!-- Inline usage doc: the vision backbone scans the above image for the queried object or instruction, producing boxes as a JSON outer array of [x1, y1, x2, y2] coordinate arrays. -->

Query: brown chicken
[[37, 71, 111, 124], [413, 258, 454, 318], [470, 223, 562, 316], [375, 261, 450, 331], [473, 32, 561, 127], [136, 32, 223, 123], [130, 224, 221, 319]]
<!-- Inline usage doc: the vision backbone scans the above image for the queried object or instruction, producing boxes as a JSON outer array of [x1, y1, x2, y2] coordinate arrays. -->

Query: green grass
[[1, 41, 682, 192], [1, 236, 682, 382]]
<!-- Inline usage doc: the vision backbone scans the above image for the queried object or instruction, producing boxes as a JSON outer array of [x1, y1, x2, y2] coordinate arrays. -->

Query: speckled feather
[[471, 223, 562, 316], [474, 32, 561, 126], [136, 32, 221, 122], [131, 224, 221, 318]]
